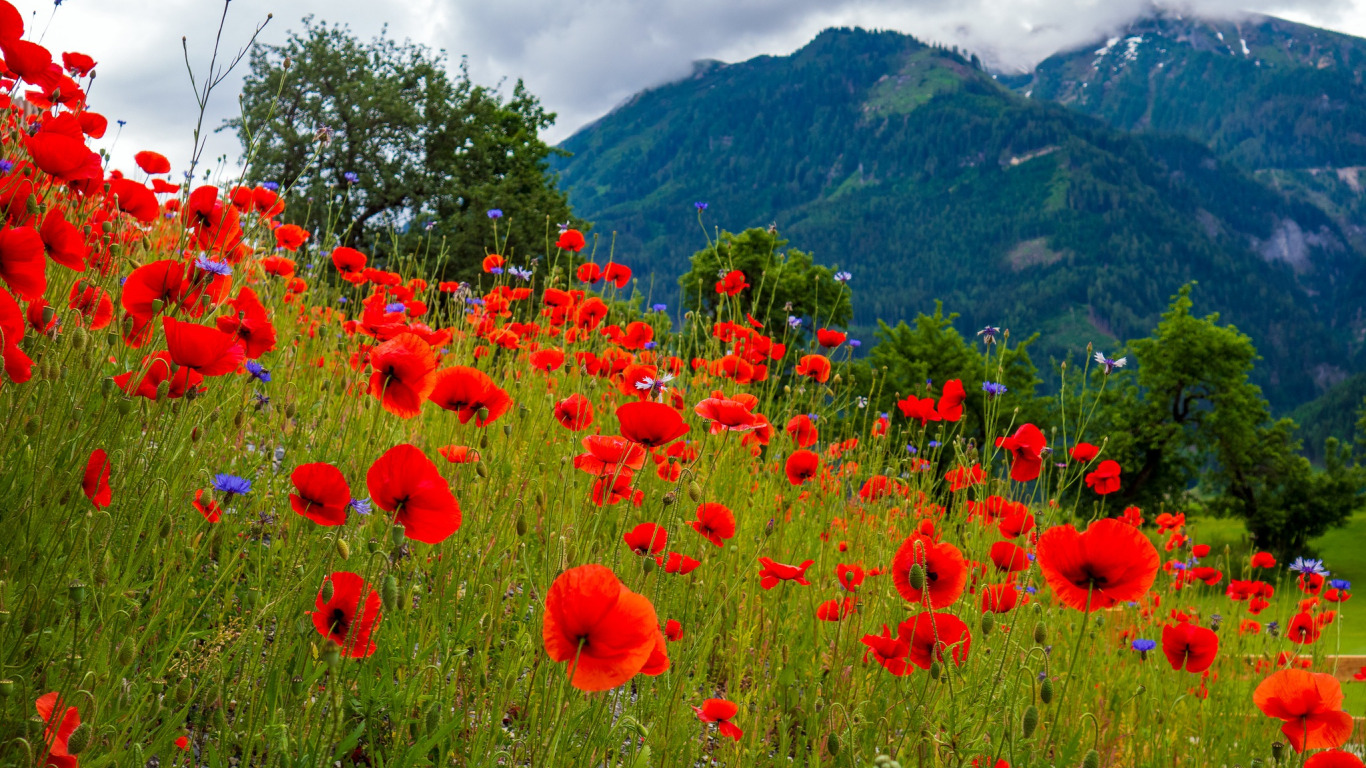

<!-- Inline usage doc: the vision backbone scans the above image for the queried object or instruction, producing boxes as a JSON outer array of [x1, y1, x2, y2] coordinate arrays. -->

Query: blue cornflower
[[0, 160, 13, 173], [643, 341, 657, 350], [786, 316, 803, 329], [117, 119, 127, 127], [424, 220, 437, 231], [1329, 579, 1352, 590], [385, 302, 406, 313], [509, 266, 533, 281], [489, 267, 504, 275], [906, 445, 918, 455], [1093, 351, 1128, 375], [466, 297, 485, 306], [927, 440, 941, 449], [337, 297, 349, 304], [195, 257, 232, 276], [651, 303, 667, 312], [487, 209, 503, 219], [261, 181, 280, 192], [1289, 557, 1328, 577], [849, 339, 861, 348], [349, 498, 372, 515], [982, 381, 1008, 398], [694, 202, 708, 211], [1131, 639, 1156, 659], [212, 474, 252, 496], [343, 171, 359, 183], [245, 361, 271, 383], [976, 326, 999, 344], [806, 414, 819, 423]]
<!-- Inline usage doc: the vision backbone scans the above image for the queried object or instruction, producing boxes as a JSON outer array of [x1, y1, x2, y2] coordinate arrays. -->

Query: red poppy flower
[[108, 178, 160, 223], [1162, 622, 1219, 673], [554, 393, 594, 430], [482, 253, 505, 273], [175, 735, 189, 750], [332, 246, 367, 278], [162, 317, 245, 377], [366, 444, 462, 544], [1035, 518, 1159, 611], [290, 463, 351, 526], [62, 51, 96, 76], [899, 612, 972, 670], [794, 354, 831, 383], [1288, 611, 1321, 644], [113, 351, 204, 400], [937, 379, 966, 421], [1251, 552, 1277, 569], [428, 366, 512, 426], [995, 423, 1045, 482], [1069, 442, 1100, 462], [861, 624, 911, 676], [1305, 752, 1365, 768], [758, 557, 814, 589], [816, 597, 857, 621], [664, 619, 684, 641], [602, 262, 632, 288], [623, 522, 668, 555], [555, 228, 586, 252], [131, 150, 170, 174], [892, 534, 967, 608], [694, 699, 743, 741], [1253, 669, 1354, 752], [998, 508, 1034, 539], [689, 502, 735, 547], [193, 488, 222, 522], [312, 571, 382, 658], [656, 551, 701, 574], [815, 328, 846, 347], [82, 448, 111, 509], [542, 564, 661, 691], [41, 210, 87, 271], [529, 347, 565, 372], [593, 472, 644, 507], [368, 333, 437, 419], [576, 262, 602, 284], [274, 223, 309, 251], [617, 401, 690, 448], [35, 691, 80, 768], [785, 414, 818, 447], [945, 463, 984, 492], [1085, 459, 1122, 495], [0, 224, 46, 301], [785, 449, 820, 485], [837, 562, 865, 591], [694, 397, 761, 433], [574, 435, 647, 476], [897, 395, 942, 426], [438, 445, 480, 464], [980, 583, 1020, 613], [0, 287, 31, 385], [988, 541, 1029, 573], [715, 269, 749, 296]]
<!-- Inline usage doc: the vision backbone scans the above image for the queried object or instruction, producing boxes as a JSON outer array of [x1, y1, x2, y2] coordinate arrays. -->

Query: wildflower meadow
[[0, 3, 1363, 767]]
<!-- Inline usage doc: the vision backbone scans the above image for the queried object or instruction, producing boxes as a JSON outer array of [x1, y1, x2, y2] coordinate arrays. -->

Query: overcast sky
[[12, 0, 1366, 179]]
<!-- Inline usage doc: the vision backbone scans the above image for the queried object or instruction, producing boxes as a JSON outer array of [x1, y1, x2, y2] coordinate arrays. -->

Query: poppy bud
[[296, 616, 312, 636], [106, 330, 119, 347], [826, 733, 841, 756], [476, 461, 489, 478], [662, 491, 677, 506], [1271, 743, 1285, 762], [320, 579, 335, 603], [381, 575, 400, 611], [832, 374, 842, 385], [117, 640, 136, 665], [23, 415, 40, 436], [244, 588, 260, 609], [155, 381, 170, 401], [425, 705, 440, 734], [71, 326, 88, 350], [479, 433, 489, 449], [515, 516, 527, 536], [285, 403, 297, 418], [1040, 677, 1054, 703], [233, 411, 244, 427], [176, 677, 193, 704], [536, 489, 546, 507], [908, 564, 926, 591], [390, 524, 406, 546], [1081, 750, 1099, 768], [981, 612, 994, 635], [151, 298, 164, 314], [1022, 705, 1038, 737], [101, 220, 113, 233], [25, 194, 39, 214], [336, 538, 350, 560], [66, 722, 91, 755], [322, 646, 340, 669], [1033, 622, 1046, 644], [687, 481, 703, 502], [929, 661, 941, 679]]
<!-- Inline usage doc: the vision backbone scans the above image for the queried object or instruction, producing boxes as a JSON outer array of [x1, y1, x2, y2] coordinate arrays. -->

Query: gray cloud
[[11, 0, 1366, 178]]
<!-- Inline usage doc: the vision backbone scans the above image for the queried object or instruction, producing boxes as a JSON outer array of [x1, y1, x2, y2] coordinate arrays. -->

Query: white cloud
[[11, 0, 1366, 178]]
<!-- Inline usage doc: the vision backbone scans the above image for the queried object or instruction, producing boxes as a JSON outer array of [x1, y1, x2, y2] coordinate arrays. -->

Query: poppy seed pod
[[642, 556, 655, 573], [68, 582, 86, 606], [0, 679, 11, 698], [1022, 705, 1039, 737], [908, 563, 926, 591], [1041, 677, 1054, 703], [503, 424, 512, 436], [66, 722, 91, 755], [390, 524, 406, 547], [381, 575, 399, 611], [1271, 743, 1285, 762], [150, 298, 164, 314]]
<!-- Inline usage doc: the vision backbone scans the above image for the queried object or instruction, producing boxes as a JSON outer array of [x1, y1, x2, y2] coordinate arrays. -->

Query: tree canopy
[[227, 17, 580, 281]]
